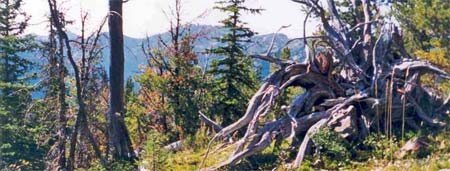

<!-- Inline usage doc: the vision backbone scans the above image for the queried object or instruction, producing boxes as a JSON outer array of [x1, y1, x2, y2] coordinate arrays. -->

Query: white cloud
[[24, 0, 317, 38]]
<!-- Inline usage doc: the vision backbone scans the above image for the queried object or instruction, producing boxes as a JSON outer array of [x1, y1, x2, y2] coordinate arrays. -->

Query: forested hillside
[[0, 0, 449, 171]]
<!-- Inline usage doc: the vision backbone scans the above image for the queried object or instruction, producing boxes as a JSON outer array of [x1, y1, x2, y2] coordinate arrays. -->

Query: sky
[[23, 0, 319, 38]]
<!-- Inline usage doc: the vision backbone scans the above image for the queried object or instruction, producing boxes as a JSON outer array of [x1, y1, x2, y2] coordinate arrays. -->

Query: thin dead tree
[[43, 16, 67, 171], [107, 0, 136, 162], [47, 0, 107, 170], [202, 0, 450, 170]]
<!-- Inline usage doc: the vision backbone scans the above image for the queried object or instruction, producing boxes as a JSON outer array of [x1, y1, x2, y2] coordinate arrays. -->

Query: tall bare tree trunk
[[56, 23, 67, 171], [108, 0, 135, 162]]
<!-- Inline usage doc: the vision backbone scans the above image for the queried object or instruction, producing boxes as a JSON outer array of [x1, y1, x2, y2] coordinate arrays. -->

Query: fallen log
[[163, 140, 183, 152]]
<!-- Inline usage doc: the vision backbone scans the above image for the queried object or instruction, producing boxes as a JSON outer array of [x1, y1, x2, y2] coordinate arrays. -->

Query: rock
[[163, 140, 184, 151], [328, 105, 358, 139], [395, 137, 429, 159]]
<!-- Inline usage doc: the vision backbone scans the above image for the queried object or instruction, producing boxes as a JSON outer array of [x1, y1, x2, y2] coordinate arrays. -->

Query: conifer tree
[[0, 0, 34, 94], [208, 0, 262, 126], [0, 0, 43, 169], [270, 47, 291, 73], [394, 0, 450, 93]]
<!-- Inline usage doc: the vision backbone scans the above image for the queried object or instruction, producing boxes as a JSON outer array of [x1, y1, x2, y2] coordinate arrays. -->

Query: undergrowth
[[84, 124, 450, 170], [162, 127, 450, 171]]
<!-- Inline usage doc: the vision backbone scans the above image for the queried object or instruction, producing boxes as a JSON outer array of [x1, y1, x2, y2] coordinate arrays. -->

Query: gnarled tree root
[[200, 0, 450, 170]]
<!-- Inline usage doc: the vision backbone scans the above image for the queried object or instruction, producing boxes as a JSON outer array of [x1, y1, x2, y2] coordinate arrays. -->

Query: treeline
[[0, 0, 449, 170]]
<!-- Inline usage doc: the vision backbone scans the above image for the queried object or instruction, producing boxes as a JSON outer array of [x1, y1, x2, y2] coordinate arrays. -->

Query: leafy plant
[[140, 130, 170, 171], [362, 133, 399, 160], [184, 125, 210, 151], [87, 160, 136, 171], [311, 128, 351, 169]]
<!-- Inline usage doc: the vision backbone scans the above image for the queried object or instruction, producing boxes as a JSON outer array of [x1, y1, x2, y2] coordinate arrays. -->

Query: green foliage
[[269, 47, 303, 120], [124, 77, 149, 147], [362, 134, 399, 160], [0, 0, 44, 170], [0, 0, 29, 36], [0, 92, 46, 170], [347, 130, 450, 170], [242, 147, 278, 170], [296, 160, 316, 171], [311, 128, 351, 169], [0, 35, 36, 95], [165, 143, 236, 170], [270, 46, 291, 73], [280, 47, 291, 61], [208, 0, 262, 126], [135, 28, 210, 139], [184, 125, 210, 151], [394, 0, 450, 93], [87, 160, 136, 171], [140, 130, 170, 171], [0, 0, 36, 91], [125, 77, 136, 106]]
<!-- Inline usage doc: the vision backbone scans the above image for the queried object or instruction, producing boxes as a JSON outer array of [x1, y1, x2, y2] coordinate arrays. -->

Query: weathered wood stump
[[200, 0, 450, 170]]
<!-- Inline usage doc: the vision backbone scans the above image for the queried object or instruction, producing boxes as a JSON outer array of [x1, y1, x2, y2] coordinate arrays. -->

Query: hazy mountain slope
[[33, 25, 305, 79]]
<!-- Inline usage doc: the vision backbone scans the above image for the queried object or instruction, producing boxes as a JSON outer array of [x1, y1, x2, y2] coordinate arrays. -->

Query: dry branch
[[199, 112, 223, 133]]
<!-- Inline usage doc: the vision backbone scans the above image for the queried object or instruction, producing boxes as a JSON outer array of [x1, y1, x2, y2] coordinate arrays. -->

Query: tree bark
[[108, 0, 135, 161], [56, 25, 67, 171]]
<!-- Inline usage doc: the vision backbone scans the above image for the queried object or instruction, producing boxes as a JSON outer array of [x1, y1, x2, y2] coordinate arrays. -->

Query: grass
[[166, 143, 236, 170], [162, 129, 450, 171], [166, 141, 281, 170], [164, 137, 450, 170], [346, 152, 450, 171]]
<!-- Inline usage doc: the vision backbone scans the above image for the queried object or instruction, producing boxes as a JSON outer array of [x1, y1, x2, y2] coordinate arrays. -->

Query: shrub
[[184, 125, 210, 151], [87, 160, 135, 171], [362, 133, 399, 160], [140, 130, 170, 171], [311, 127, 351, 168]]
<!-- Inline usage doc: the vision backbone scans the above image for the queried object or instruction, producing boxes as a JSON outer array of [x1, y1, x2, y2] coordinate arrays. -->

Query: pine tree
[[0, 0, 43, 169], [208, 0, 262, 126], [394, 0, 450, 93], [270, 47, 291, 73], [0, 0, 35, 94]]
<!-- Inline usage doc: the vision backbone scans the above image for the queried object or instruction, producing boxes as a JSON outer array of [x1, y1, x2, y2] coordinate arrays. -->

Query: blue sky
[[24, 0, 318, 38]]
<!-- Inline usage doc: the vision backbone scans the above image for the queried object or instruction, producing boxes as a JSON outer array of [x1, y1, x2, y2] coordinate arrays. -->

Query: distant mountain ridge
[[33, 25, 305, 79]]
